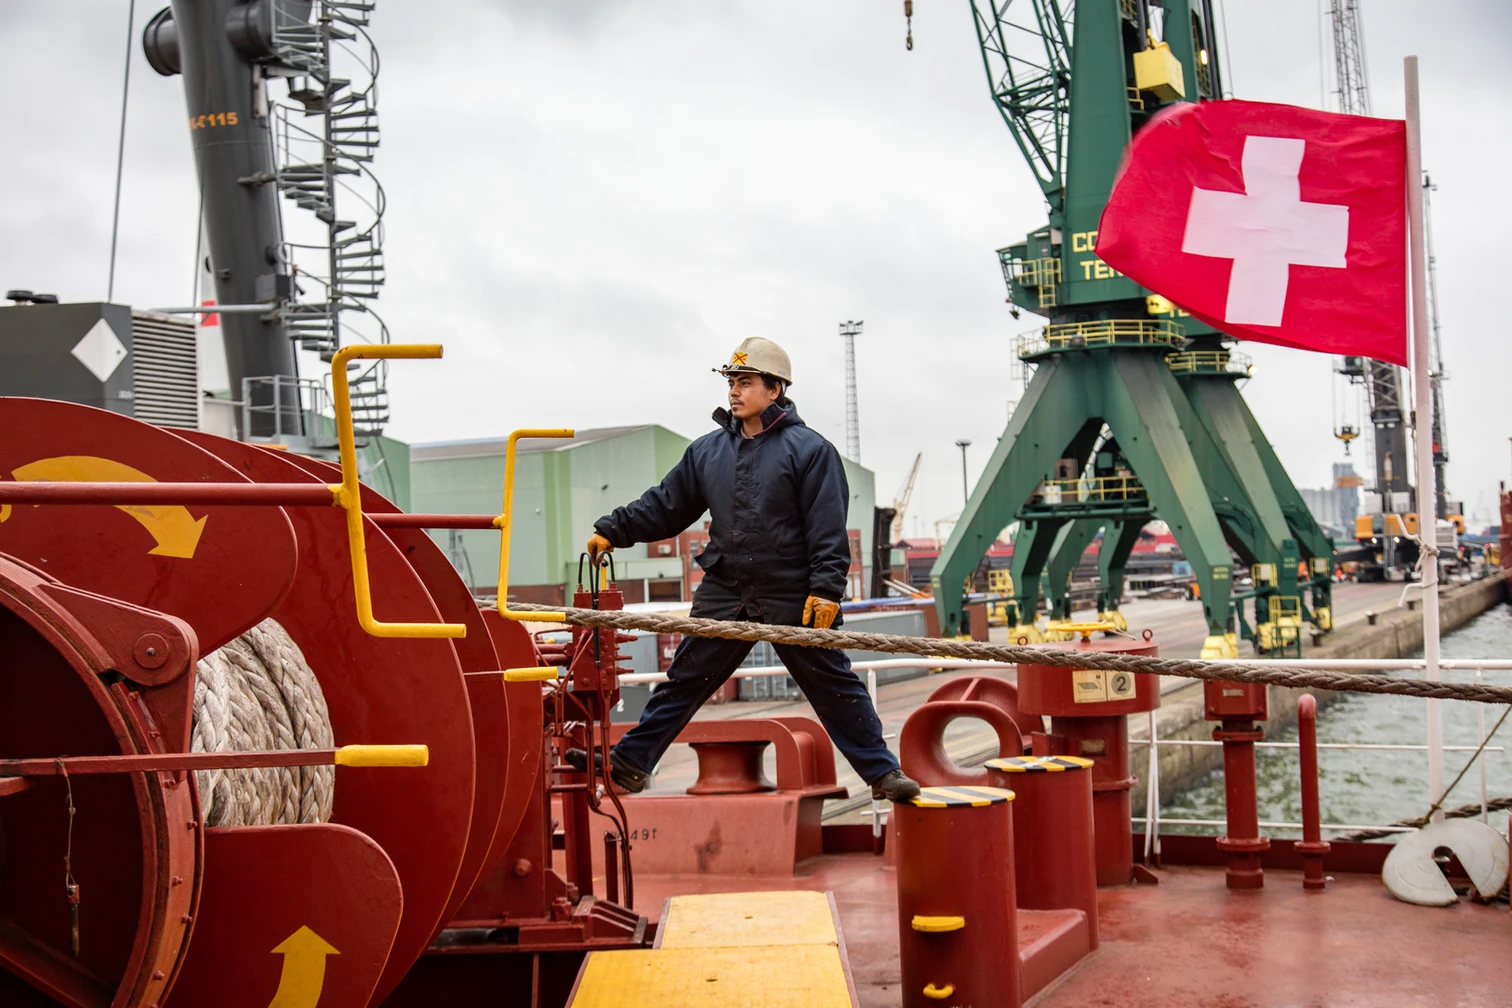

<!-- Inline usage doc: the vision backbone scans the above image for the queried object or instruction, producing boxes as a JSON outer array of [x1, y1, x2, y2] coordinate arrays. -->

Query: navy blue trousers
[[613, 632, 899, 786]]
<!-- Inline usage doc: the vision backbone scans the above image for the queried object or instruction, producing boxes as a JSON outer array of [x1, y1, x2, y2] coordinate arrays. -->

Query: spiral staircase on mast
[[270, 0, 390, 438]]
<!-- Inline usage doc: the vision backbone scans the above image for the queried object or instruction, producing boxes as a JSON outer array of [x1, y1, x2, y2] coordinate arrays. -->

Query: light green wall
[[410, 426, 692, 592], [367, 434, 411, 511], [842, 456, 877, 564], [410, 424, 876, 594]]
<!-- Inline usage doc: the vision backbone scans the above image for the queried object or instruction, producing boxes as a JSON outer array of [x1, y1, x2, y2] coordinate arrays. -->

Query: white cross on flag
[[1097, 99, 1407, 365]]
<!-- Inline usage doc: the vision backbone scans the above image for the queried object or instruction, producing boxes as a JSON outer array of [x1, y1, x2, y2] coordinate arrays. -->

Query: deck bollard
[[985, 756, 1098, 947], [896, 786, 1019, 1008], [1295, 694, 1330, 890], [1204, 681, 1270, 889]]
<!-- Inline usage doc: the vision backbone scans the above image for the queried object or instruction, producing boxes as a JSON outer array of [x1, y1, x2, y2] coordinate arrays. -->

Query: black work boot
[[870, 769, 922, 803], [562, 747, 650, 794]]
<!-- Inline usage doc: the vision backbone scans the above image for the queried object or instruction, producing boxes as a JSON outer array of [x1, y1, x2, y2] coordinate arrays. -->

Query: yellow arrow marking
[[268, 925, 340, 1008], [7, 455, 208, 558]]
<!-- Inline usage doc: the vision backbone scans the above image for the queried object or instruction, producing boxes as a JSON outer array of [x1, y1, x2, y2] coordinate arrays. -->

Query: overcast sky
[[3, 1, 1509, 535]]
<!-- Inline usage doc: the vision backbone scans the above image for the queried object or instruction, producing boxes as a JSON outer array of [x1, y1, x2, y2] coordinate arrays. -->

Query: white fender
[[1381, 819, 1509, 906]]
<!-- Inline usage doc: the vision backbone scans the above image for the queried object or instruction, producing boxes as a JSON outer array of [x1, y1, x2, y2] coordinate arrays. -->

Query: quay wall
[[1130, 571, 1510, 810]]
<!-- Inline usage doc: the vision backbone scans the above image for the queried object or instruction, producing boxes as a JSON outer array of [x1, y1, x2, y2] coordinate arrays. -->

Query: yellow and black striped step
[[984, 755, 1094, 773], [908, 784, 1016, 807]]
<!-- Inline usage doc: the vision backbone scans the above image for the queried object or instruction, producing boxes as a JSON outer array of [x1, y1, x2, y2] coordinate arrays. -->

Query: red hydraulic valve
[[1295, 693, 1330, 890], [1204, 679, 1271, 889], [1016, 631, 1160, 886]]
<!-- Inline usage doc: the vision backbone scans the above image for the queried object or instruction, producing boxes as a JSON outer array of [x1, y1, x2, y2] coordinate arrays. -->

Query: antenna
[[839, 321, 863, 462]]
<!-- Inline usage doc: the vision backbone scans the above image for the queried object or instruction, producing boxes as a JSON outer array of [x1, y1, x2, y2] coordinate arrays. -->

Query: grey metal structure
[[840, 320, 862, 462], [143, 0, 390, 439], [0, 301, 199, 429], [1423, 175, 1450, 519], [1328, 0, 1410, 505]]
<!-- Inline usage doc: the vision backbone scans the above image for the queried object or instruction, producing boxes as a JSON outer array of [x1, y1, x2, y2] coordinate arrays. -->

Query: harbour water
[[1161, 603, 1512, 840]]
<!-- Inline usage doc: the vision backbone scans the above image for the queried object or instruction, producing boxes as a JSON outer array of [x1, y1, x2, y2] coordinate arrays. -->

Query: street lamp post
[[955, 438, 972, 505]]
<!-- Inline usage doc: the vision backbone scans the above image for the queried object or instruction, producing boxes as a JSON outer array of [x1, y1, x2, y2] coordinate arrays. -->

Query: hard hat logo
[[716, 337, 794, 385]]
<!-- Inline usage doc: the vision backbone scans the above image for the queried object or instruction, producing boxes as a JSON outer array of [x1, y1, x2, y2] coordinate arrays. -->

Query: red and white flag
[[1097, 99, 1407, 365]]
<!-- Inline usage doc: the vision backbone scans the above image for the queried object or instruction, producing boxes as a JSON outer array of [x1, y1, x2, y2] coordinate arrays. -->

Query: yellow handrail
[[330, 344, 467, 638], [333, 744, 430, 767], [496, 428, 575, 622]]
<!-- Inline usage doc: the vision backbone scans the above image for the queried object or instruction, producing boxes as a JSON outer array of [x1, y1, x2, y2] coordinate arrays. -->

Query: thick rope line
[[510, 603, 1512, 707], [1333, 795, 1512, 843], [190, 618, 335, 827]]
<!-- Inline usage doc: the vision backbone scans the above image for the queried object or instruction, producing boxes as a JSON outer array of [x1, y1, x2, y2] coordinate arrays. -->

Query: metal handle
[[332, 744, 429, 767], [910, 915, 966, 932], [496, 428, 575, 623], [503, 667, 562, 682], [922, 983, 955, 1000], [329, 344, 467, 638]]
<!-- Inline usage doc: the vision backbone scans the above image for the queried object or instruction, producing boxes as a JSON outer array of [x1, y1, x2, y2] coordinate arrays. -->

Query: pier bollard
[[1295, 694, 1330, 890], [1203, 681, 1270, 889], [985, 756, 1098, 947], [896, 786, 1019, 1008]]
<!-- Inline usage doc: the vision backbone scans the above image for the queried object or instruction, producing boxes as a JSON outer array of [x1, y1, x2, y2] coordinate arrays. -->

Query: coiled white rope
[[190, 618, 335, 826]]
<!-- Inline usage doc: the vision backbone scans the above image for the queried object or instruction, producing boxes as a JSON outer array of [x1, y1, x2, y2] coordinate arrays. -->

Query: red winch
[[0, 349, 649, 1007]]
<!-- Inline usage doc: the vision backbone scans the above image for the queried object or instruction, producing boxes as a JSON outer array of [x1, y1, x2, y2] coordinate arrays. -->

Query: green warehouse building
[[410, 425, 877, 605]]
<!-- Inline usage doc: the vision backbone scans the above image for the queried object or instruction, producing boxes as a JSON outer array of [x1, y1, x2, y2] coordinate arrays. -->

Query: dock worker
[[564, 337, 921, 803]]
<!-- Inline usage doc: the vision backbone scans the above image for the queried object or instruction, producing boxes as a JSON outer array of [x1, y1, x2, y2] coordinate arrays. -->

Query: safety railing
[[612, 653, 1512, 849], [240, 374, 326, 443], [1027, 474, 1146, 505], [1165, 349, 1253, 377], [1133, 662, 1512, 859], [1016, 319, 1185, 360], [1002, 255, 1061, 309]]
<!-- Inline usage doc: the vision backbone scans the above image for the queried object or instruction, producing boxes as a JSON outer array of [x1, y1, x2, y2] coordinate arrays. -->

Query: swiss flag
[[1097, 99, 1407, 365]]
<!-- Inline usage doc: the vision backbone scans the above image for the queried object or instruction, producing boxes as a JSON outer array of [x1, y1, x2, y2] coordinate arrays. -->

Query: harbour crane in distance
[[931, 0, 1335, 654], [891, 452, 923, 543], [1330, 0, 1459, 578]]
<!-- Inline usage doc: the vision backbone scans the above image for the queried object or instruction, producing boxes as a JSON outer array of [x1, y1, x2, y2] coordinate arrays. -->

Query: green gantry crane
[[932, 0, 1335, 657]]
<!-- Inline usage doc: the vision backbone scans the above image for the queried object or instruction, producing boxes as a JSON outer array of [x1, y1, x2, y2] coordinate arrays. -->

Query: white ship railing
[[617, 654, 1512, 845]]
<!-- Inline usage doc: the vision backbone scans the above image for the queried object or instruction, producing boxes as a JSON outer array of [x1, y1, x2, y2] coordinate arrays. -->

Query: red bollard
[[896, 786, 1019, 1008], [1017, 633, 1160, 886], [1203, 681, 1270, 889], [1295, 693, 1330, 890], [985, 756, 1098, 947]]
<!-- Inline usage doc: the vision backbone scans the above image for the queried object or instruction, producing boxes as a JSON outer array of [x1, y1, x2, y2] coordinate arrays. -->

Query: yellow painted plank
[[572, 946, 851, 1008], [658, 890, 836, 949]]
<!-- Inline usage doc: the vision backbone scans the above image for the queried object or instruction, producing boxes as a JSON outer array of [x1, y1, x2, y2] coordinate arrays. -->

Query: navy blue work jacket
[[594, 401, 851, 625]]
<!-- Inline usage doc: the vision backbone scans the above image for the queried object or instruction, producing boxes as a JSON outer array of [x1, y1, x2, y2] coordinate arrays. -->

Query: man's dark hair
[[758, 374, 788, 401]]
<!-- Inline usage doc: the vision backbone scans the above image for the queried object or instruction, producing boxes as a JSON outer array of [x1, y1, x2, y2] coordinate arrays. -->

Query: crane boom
[[1424, 175, 1450, 519], [891, 452, 922, 542], [970, 0, 1074, 209], [1329, 0, 1411, 509]]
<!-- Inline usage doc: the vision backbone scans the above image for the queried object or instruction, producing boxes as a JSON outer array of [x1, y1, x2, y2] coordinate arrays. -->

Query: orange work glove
[[802, 596, 840, 630], [586, 533, 614, 556]]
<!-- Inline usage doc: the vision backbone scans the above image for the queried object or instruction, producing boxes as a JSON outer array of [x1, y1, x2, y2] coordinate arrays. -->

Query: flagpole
[[1404, 55, 1444, 823]]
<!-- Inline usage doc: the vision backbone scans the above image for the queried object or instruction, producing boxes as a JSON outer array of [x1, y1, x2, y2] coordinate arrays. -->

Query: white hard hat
[[716, 337, 793, 385]]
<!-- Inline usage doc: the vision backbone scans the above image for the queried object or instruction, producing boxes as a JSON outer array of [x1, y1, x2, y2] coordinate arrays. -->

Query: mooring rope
[[191, 618, 335, 827], [509, 603, 1512, 706], [1333, 796, 1512, 843]]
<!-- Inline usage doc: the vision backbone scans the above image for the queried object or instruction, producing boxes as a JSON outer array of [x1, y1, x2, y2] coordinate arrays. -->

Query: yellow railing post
[[495, 428, 575, 623], [329, 344, 467, 639]]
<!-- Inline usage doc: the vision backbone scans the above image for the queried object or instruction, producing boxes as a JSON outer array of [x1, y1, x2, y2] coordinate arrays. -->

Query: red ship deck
[[631, 853, 1512, 1007]]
